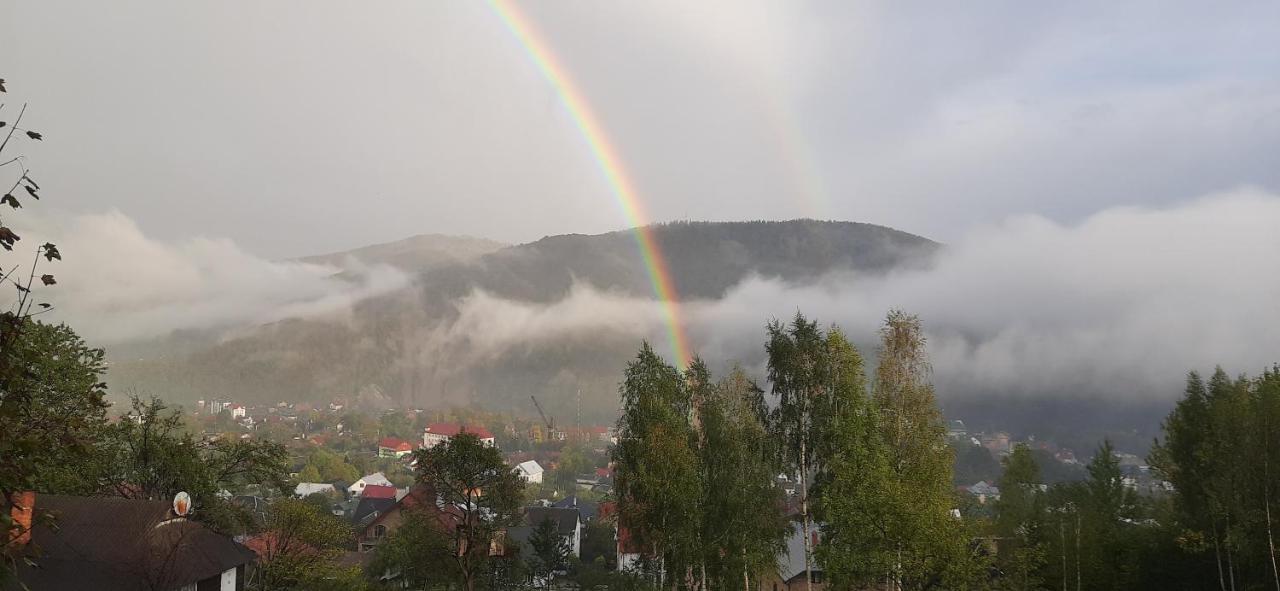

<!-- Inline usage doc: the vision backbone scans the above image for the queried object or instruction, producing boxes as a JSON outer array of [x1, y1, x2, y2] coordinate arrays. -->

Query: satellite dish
[[173, 491, 192, 516]]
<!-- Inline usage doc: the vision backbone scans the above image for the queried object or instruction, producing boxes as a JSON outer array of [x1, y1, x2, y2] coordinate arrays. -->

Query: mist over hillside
[[101, 190, 1280, 453], [106, 219, 938, 422], [299, 233, 507, 273]]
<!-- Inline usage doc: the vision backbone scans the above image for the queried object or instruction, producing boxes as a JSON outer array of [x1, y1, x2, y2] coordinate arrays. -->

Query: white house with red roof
[[348, 472, 394, 497], [423, 423, 496, 449], [377, 437, 415, 458]]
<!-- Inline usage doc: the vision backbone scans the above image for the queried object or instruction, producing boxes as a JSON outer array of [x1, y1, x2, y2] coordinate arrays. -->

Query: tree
[[552, 444, 590, 494], [249, 498, 363, 591], [1150, 365, 1280, 591], [300, 448, 360, 484], [530, 516, 570, 586], [580, 517, 618, 569], [819, 311, 977, 590], [89, 397, 290, 533], [766, 313, 834, 591], [994, 445, 1046, 591], [698, 366, 789, 591], [412, 431, 526, 591], [0, 80, 83, 581], [612, 343, 701, 588]]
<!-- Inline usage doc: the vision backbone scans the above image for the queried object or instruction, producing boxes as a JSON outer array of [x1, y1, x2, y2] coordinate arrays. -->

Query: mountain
[[298, 233, 507, 272], [105, 220, 938, 420]]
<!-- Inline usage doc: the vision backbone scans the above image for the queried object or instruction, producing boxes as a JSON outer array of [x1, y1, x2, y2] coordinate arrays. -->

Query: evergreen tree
[[529, 516, 570, 587], [994, 445, 1047, 591]]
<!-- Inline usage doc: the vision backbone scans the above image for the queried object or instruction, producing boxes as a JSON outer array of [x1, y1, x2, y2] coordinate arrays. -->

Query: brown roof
[[6, 494, 254, 591]]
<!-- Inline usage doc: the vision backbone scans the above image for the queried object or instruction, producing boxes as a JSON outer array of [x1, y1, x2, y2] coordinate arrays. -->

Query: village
[[6, 393, 1168, 591]]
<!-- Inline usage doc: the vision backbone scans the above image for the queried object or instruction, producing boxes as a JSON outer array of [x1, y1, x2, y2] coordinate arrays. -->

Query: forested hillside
[[106, 220, 938, 419]]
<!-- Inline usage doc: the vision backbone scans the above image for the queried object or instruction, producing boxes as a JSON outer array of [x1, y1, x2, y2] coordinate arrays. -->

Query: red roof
[[425, 423, 494, 439], [595, 467, 612, 479], [362, 484, 398, 499], [379, 437, 413, 451]]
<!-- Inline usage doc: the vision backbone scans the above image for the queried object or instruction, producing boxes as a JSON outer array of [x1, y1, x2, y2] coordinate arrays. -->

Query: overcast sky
[[3, 1, 1279, 258]]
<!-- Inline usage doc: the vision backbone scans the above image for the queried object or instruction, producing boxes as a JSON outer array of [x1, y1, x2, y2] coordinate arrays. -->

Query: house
[[356, 485, 442, 553], [361, 484, 399, 500], [597, 501, 645, 573], [378, 437, 415, 458], [379, 437, 416, 458], [758, 524, 825, 590], [980, 432, 1012, 455], [3, 492, 255, 591], [349, 472, 394, 496], [580, 425, 611, 444], [521, 506, 582, 557], [964, 480, 1001, 504], [516, 460, 544, 484], [350, 496, 399, 529], [230, 404, 246, 419], [551, 495, 599, 522], [423, 423, 496, 449], [294, 482, 339, 498]]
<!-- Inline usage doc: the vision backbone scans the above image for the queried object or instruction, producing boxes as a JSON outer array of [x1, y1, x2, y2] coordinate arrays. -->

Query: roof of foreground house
[[5, 494, 255, 591]]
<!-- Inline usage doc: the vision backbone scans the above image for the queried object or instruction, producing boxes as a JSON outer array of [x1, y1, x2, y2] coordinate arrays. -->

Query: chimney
[[8, 491, 35, 546]]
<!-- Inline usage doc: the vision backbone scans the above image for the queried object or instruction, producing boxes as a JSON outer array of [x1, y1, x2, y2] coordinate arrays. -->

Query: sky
[[4, 1, 1278, 258]]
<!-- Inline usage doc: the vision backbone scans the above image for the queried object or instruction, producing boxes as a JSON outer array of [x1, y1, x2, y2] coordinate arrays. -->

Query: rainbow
[[488, 0, 693, 368]]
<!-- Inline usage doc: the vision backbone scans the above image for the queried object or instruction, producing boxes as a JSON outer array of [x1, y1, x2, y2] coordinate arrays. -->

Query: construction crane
[[530, 395, 554, 431]]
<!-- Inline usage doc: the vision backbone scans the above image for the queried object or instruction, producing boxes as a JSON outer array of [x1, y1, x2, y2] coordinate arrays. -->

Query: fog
[[18, 210, 409, 342], [26, 188, 1280, 403], [442, 188, 1280, 401]]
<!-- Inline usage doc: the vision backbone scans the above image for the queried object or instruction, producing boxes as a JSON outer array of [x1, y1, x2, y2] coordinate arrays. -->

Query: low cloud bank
[[444, 188, 1280, 401], [20, 189, 1280, 403], [19, 210, 408, 342]]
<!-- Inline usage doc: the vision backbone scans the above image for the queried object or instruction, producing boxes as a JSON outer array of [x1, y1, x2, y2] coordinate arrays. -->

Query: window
[[373, 524, 387, 539]]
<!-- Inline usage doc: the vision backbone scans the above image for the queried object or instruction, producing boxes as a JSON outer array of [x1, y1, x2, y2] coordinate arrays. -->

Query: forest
[[607, 311, 1280, 591]]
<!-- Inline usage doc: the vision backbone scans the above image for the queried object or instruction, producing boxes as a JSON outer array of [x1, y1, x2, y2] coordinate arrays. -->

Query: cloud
[[15, 210, 409, 342], [7, 1, 1277, 257], [429, 188, 1280, 401]]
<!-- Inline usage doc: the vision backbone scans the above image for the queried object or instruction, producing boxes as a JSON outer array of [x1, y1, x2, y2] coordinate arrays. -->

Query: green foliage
[[529, 516, 570, 584], [368, 509, 458, 589], [1148, 365, 1280, 590], [952, 441, 1002, 486], [551, 444, 590, 494], [612, 343, 702, 586], [698, 366, 789, 588], [579, 518, 617, 569], [0, 321, 108, 496], [992, 445, 1047, 591], [300, 448, 360, 483], [817, 311, 981, 590], [249, 498, 360, 591], [410, 431, 526, 591], [72, 396, 291, 533]]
